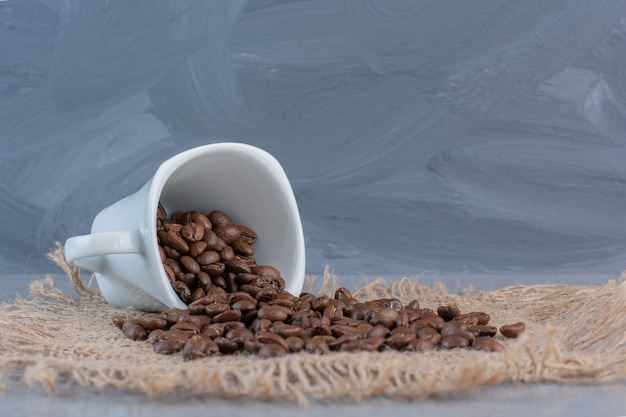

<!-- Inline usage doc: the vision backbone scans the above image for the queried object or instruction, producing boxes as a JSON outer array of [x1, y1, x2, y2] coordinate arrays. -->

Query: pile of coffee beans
[[113, 205, 526, 359]]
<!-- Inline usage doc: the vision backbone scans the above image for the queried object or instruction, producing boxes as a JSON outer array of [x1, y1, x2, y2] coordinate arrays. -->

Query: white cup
[[64, 143, 306, 312]]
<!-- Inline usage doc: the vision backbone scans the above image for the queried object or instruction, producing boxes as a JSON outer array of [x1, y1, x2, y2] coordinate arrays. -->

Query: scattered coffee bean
[[500, 322, 526, 338], [115, 203, 527, 359]]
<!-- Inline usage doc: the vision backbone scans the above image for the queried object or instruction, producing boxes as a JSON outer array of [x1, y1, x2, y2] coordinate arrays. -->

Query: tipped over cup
[[64, 143, 306, 311]]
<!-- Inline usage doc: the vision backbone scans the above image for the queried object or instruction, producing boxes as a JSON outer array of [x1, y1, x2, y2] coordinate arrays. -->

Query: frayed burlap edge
[[0, 243, 625, 404]]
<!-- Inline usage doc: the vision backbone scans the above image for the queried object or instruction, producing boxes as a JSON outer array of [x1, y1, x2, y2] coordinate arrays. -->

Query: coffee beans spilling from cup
[[113, 204, 526, 359]]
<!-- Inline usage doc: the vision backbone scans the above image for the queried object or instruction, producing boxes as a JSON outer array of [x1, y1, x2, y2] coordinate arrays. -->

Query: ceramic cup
[[64, 143, 306, 312]]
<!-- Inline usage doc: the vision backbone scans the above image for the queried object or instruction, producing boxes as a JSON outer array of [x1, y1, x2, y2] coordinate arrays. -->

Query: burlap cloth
[[0, 243, 625, 404]]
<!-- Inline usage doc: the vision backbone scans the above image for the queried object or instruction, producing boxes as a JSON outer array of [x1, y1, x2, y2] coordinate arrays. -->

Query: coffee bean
[[405, 338, 435, 352], [440, 335, 470, 349], [129, 316, 168, 331], [386, 331, 417, 349], [437, 305, 462, 321], [201, 230, 227, 252], [225, 327, 255, 345], [258, 343, 287, 359], [472, 336, 505, 352], [305, 337, 330, 354], [117, 204, 524, 360], [257, 305, 290, 322], [214, 224, 241, 244], [237, 225, 257, 244], [180, 256, 200, 274], [468, 325, 498, 337], [368, 307, 399, 328], [285, 336, 305, 352], [167, 230, 190, 254], [208, 210, 232, 227], [500, 322, 525, 338], [122, 322, 148, 340], [182, 335, 219, 359], [181, 222, 204, 243], [153, 333, 190, 354], [213, 309, 242, 323], [214, 336, 239, 354], [231, 240, 254, 257], [195, 250, 220, 266], [191, 213, 212, 231], [255, 331, 289, 351]]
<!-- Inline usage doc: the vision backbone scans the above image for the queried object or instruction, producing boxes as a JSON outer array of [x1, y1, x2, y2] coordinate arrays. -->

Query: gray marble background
[[3, 0, 626, 285]]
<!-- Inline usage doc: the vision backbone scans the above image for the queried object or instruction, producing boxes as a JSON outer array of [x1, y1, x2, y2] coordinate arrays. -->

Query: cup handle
[[64, 231, 143, 272]]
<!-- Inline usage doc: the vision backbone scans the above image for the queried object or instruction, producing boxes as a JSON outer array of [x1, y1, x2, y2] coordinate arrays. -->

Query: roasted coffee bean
[[118, 204, 522, 359], [204, 302, 230, 317], [173, 281, 192, 303], [213, 224, 241, 244], [231, 299, 257, 312], [255, 287, 278, 302], [202, 324, 224, 338], [191, 287, 206, 302], [219, 246, 235, 263], [167, 230, 190, 254], [153, 333, 190, 354], [208, 210, 232, 226], [255, 331, 290, 351], [202, 230, 227, 252], [368, 308, 399, 328], [237, 225, 257, 244], [457, 312, 490, 326], [405, 338, 435, 352], [305, 337, 331, 354], [170, 321, 202, 333], [180, 256, 201, 274], [213, 309, 242, 323], [157, 202, 167, 221], [129, 316, 168, 331], [285, 336, 305, 352], [468, 325, 498, 337], [440, 321, 468, 337], [243, 339, 262, 354], [257, 305, 290, 322], [195, 250, 220, 266], [251, 265, 281, 280], [437, 305, 462, 321], [367, 324, 389, 338], [226, 327, 255, 345], [112, 316, 126, 330], [334, 287, 353, 300], [396, 311, 409, 328], [472, 336, 505, 352], [420, 311, 445, 331], [270, 323, 304, 338], [202, 262, 226, 277], [386, 331, 417, 349], [406, 299, 420, 311], [258, 343, 287, 359], [231, 240, 254, 256], [214, 336, 239, 354], [225, 258, 252, 274], [122, 322, 148, 340], [182, 335, 219, 359], [440, 335, 470, 349], [181, 222, 204, 243], [500, 322, 525, 338], [192, 213, 212, 231]]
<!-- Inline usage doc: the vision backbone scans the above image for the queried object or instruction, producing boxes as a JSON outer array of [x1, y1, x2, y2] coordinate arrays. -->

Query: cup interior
[[152, 143, 305, 298]]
